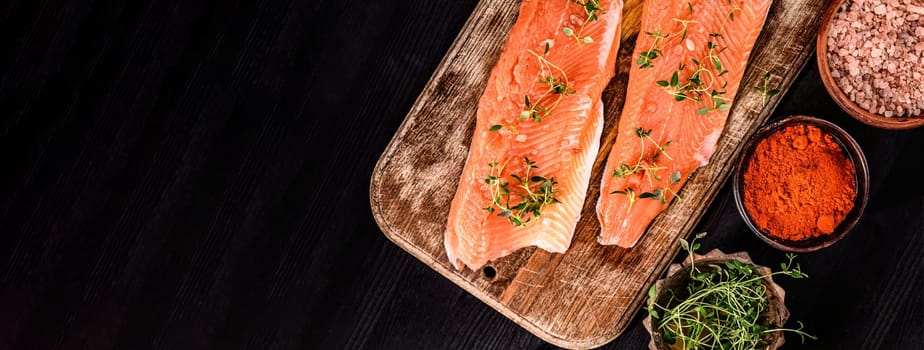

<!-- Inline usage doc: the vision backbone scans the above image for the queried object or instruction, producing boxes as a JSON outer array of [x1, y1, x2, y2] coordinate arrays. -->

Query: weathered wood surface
[[370, 0, 831, 347]]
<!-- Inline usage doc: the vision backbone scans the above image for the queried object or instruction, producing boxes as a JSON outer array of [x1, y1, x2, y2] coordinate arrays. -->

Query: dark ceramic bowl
[[733, 116, 869, 252]]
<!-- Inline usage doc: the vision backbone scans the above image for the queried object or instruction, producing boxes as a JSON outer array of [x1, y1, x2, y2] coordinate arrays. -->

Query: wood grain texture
[[371, 0, 833, 347], [0, 0, 921, 349]]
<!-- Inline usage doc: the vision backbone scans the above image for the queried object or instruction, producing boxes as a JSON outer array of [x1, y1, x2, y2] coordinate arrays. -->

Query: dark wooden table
[[0, 0, 920, 349]]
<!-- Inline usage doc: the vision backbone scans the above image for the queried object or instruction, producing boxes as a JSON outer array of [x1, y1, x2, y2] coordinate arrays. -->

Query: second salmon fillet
[[597, 0, 772, 247]]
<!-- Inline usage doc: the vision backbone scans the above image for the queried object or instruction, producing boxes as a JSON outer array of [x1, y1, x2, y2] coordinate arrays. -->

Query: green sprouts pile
[[647, 233, 816, 349]]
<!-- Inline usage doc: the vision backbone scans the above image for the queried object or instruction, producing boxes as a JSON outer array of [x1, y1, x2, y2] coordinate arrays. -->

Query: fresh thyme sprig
[[570, 0, 603, 21], [727, 0, 742, 21], [636, 128, 674, 163], [696, 88, 731, 115], [610, 181, 682, 213], [563, 0, 604, 44], [611, 180, 682, 212], [705, 35, 729, 77], [610, 187, 639, 212], [637, 4, 696, 69], [657, 38, 728, 104], [637, 29, 666, 69], [612, 127, 673, 181], [653, 35, 734, 116], [610, 127, 682, 211], [483, 158, 560, 227], [518, 49, 575, 123], [491, 43, 573, 132], [647, 234, 817, 350], [639, 179, 684, 204], [756, 72, 780, 106]]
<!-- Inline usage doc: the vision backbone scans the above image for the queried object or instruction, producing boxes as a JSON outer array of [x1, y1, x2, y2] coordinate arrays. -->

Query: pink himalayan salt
[[827, 0, 924, 117]]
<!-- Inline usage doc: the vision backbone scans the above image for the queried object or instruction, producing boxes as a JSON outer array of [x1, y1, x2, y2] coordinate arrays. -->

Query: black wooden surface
[[0, 0, 920, 349]]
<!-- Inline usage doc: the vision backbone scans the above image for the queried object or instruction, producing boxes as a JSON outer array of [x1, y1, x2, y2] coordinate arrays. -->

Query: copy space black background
[[0, 0, 921, 349]]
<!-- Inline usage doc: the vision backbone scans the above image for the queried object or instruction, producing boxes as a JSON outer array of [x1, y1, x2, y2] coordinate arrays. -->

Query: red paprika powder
[[742, 124, 856, 240]]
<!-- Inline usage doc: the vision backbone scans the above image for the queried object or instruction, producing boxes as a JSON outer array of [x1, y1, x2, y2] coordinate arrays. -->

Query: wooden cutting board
[[370, 0, 830, 348]]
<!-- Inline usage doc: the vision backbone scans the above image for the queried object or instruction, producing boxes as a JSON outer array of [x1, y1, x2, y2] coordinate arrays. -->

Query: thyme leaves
[[756, 72, 781, 106], [483, 158, 560, 227], [647, 235, 817, 349], [518, 49, 575, 124], [610, 127, 681, 211], [636, 9, 697, 69], [564, 0, 604, 44]]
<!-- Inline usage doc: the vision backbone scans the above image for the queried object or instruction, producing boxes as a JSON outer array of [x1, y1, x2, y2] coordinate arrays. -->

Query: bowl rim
[[816, 0, 924, 130], [732, 115, 869, 253]]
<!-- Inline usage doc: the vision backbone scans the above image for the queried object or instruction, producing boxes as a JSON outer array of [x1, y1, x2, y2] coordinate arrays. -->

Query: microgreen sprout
[[727, 0, 742, 21], [756, 72, 781, 106], [563, 0, 604, 44], [647, 234, 817, 349], [610, 187, 638, 212], [519, 49, 575, 123], [656, 36, 734, 115], [636, 9, 697, 69], [611, 127, 680, 209], [483, 158, 560, 227]]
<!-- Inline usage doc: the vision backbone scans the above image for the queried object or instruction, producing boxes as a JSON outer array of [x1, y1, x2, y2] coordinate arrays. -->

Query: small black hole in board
[[481, 266, 497, 280]]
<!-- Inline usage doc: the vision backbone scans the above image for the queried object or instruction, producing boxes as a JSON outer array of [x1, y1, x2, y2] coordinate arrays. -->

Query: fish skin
[[596, 0, 773, 247], [445, 0, 623, 270]]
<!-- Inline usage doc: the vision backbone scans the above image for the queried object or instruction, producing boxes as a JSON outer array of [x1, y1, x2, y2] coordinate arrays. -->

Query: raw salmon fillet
[[445, 0, 623, 270], [597, 0, 772, 247]]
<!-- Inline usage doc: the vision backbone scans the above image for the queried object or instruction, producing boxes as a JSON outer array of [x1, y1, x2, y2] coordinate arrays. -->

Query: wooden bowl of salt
[[817, 0, 924, 129]]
